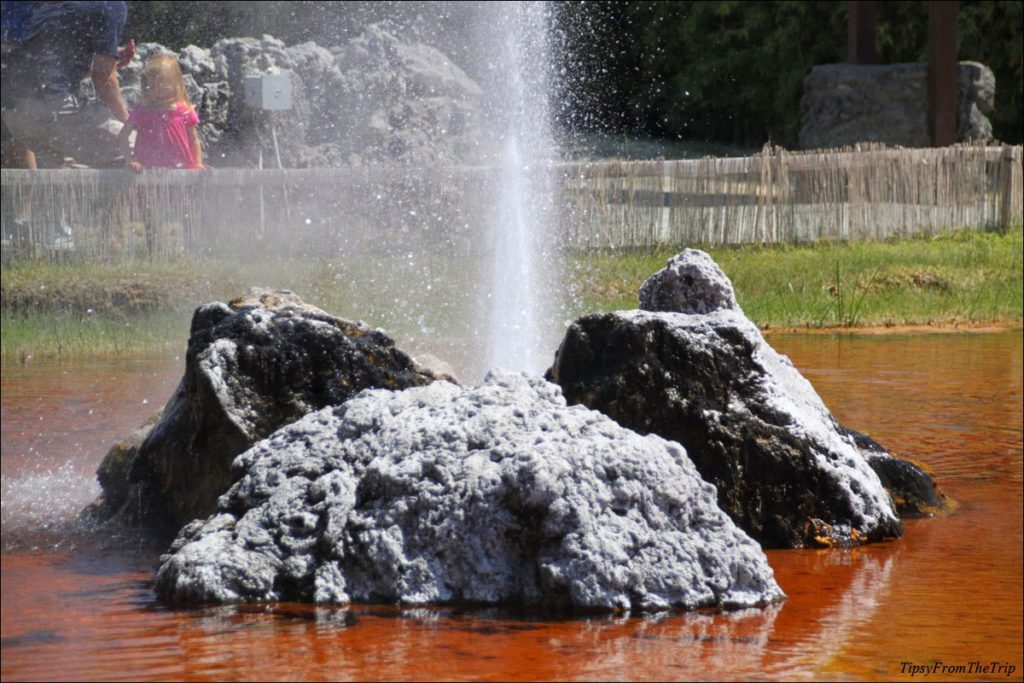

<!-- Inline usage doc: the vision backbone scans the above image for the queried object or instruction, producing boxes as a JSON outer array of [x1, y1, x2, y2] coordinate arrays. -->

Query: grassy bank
[[571, 226, 1023, 329], [2, 226, 1021, 362]]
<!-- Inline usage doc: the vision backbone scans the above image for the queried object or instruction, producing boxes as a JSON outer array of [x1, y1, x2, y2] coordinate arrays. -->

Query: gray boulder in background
[[798, 61, 996, 149], [957, 61, 996, 142], [547, 250, 923, 548], [87, 288, 449, 536], [155, 371, 785, 612]]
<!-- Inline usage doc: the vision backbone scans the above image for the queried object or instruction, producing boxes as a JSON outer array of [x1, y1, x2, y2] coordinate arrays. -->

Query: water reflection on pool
[[1, 331, 1021, 681]]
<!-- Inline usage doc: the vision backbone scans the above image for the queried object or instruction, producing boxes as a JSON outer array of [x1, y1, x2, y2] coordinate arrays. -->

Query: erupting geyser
[[478, 1, 562, 375]]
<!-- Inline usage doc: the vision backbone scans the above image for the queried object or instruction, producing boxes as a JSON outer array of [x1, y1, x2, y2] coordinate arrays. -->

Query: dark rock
[[91, 288, 448, 536], [547, 309, 903, 549], [840, 427, 952, 517], [84, 408, 164, 520], [155, 371, 784, 611], [547, 251, 917, 549]]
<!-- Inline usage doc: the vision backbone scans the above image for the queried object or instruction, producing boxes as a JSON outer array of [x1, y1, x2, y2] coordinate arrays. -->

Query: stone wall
[[798, 61, 995, 149]]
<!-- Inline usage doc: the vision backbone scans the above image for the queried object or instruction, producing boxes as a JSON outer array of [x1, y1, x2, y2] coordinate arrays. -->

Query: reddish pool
[[2, 332, 1021, 681]]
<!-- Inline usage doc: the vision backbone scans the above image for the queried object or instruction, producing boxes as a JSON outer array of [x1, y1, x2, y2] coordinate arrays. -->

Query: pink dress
[[128, 101, 201, 169]]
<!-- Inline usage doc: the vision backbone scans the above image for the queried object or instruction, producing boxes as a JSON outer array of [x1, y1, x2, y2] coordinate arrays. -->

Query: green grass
[[2, 226, 1021, 362], [0, 310, 190, 361], [569, 226, 1024, 329], [1, 251, 491, 362]]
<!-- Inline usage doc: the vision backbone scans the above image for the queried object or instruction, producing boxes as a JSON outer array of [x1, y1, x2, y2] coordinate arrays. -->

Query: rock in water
[[548, 250, 917, 548], [839, 427, 951, 518], [155, 371, 784, 612], [90, 289, 448, 536]]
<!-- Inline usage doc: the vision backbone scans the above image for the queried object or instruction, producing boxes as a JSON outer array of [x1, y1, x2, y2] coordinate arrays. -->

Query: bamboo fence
[[559, 143, 1022, 250], [1, 143, 1020, 263]]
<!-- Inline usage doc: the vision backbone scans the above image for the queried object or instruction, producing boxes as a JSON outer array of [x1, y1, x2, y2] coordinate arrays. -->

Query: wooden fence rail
[[1, 143, 1020, 263]]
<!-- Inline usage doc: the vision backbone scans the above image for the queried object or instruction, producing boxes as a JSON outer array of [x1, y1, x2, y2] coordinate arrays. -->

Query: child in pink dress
[[118, 54, 204, 171]]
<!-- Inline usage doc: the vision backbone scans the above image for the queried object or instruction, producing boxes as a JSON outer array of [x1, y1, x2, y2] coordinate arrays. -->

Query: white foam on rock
[[156, 371, 784, 611]]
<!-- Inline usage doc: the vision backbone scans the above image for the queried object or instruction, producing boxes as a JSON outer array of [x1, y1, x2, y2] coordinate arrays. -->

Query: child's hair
[[140, 53, 191, 108]]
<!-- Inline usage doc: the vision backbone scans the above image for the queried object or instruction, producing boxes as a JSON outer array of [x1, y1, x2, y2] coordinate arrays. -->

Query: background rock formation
[[155, 371, 784, 611], [113, 25, 483, 168], [799, 62, 995, 149]]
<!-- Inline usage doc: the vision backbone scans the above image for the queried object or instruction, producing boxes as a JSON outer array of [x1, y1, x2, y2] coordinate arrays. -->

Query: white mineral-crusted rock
[[155, 371, 784, 611], [639, 248, 739, 314]]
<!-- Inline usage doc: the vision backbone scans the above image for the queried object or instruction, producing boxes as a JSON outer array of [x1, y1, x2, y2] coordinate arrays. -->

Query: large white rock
[[155, 371, 784, 611]]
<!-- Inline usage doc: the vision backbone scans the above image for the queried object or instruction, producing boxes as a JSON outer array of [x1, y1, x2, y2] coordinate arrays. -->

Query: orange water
[[2, 332, 1021, 681]]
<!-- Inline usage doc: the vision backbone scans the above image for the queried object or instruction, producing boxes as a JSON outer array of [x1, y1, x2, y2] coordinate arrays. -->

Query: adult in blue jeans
[[1, 1, 134, 250], [2, 0, 134, 166], [1, 0, 37, 170]]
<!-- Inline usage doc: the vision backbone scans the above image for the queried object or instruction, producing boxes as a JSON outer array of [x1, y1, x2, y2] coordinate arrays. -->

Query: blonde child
[[119, 54, 204, 171]]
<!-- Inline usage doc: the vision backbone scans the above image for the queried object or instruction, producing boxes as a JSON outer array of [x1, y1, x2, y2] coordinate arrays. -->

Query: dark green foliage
[[554, 1, 1022, 146], [553, 1, 848, 146], [959, 0, 1024, 144]]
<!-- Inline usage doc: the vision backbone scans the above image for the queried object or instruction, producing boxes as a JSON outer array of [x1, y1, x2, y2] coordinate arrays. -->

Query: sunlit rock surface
[[548, 250, 915, 548], [155, 371, 784, 611], [89, 288, 448, 536], [638, 248, 738, 315]]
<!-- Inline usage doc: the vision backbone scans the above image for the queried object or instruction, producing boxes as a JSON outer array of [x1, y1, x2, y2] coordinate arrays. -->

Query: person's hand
[[116, 39, 136, 69], [127, 160, 143, 173]]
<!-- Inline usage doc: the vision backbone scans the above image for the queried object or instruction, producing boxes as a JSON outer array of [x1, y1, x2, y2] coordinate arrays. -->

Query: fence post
[[1002, 146, 1021, 228], [658, 158, 671, 245]]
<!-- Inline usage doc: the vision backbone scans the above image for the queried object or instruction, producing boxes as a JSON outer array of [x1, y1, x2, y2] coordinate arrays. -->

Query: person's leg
[[4, 97, 123, 167], [4, 98, 125, 253], [0, 118, 37, 257]]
